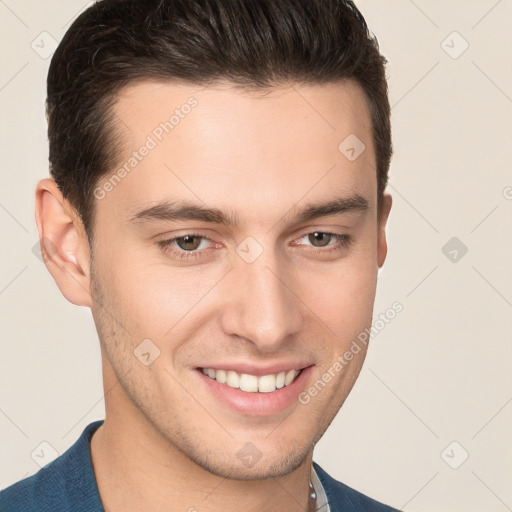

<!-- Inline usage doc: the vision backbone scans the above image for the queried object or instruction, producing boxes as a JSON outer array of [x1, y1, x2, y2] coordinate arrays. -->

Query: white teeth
[[258, 374, 277, 393], [226, 370, 240, 388], [215, 369, 227, 384], [240, 373, 258, 392], [275, 371, 285, 389], [201, 367, 301, 393], [285, 369, 298, 386]]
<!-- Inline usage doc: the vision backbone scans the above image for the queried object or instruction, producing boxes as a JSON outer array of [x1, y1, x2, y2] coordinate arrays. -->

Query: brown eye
[[175, 235, 203, 251], [293, 232, 352, 256], [158, 232, 215, 260], [308, 232, 333, 247]]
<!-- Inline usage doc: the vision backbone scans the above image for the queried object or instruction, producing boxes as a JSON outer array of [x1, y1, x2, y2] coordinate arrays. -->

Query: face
[[87, 79, 390, 479]]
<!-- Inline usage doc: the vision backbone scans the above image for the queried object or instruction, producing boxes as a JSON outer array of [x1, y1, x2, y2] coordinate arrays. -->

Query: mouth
[[194, 364, 313, 416], [200, 367, 302, 393]]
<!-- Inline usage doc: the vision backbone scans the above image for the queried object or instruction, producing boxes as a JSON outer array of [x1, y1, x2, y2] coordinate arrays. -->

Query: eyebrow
[[129, 194, 369, 227]]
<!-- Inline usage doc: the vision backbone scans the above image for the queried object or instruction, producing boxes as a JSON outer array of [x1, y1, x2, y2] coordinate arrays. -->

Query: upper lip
[[196, 361, 313, 376]]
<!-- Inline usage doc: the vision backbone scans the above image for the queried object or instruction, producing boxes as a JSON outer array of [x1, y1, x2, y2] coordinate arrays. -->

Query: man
[[1, 0, 399, 510]]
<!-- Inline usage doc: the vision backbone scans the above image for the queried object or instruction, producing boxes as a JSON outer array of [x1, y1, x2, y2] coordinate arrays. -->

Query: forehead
[[99, 79, 376, 225], [113, 79, 373, 151]]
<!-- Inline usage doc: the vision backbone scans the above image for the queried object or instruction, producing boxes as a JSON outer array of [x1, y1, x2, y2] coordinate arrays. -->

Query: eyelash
[[157, 232, 352, 260]]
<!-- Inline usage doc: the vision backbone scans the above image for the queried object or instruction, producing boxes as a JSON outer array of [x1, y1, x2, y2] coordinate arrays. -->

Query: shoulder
[[0, 420, 104, 512], [313, 462, 401, 511]]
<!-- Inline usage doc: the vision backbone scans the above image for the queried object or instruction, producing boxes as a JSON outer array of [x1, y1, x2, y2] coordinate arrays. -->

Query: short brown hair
[[47, 0, 392, 238]]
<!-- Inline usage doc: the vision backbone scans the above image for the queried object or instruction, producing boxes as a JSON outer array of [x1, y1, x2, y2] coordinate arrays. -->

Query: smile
[[201, 368, 302, 393]]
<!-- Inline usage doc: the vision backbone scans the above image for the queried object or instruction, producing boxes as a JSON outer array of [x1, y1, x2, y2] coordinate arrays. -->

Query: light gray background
[[1, 1, 511, 511]]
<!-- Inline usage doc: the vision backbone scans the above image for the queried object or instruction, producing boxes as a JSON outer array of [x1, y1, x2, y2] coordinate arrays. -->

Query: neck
[[90, 368, 314, 512]]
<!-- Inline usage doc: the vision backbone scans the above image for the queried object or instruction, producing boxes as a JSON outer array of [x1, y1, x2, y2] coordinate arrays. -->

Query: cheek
[[102, 252, 225, 339], [294, 251, 378, 342]]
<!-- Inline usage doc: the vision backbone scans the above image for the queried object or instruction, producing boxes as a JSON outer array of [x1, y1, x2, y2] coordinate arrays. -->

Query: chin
[[189, 443, 311, 481]]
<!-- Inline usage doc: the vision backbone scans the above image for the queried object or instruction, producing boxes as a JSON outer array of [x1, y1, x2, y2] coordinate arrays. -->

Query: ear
[[35, 178, 93, 306], [377, 192, 392, 268]]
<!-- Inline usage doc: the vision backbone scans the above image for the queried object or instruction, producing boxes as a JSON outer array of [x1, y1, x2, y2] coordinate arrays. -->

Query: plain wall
[[1, 1, 511, 511]]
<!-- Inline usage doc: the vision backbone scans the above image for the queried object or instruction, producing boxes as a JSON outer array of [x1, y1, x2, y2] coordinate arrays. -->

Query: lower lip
[[196, 367, 313, 416]]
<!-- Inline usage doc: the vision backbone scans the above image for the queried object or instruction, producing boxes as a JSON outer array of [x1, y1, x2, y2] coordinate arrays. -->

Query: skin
[[35, 79, 392, 512]]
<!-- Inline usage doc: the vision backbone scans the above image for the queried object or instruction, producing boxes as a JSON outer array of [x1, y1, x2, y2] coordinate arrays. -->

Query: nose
[[219, 249, 304, 352]]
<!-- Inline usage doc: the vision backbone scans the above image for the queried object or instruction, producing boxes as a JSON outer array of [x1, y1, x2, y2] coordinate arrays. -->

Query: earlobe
[[35, 178, 93, 307], [377, 193, 392, 268]]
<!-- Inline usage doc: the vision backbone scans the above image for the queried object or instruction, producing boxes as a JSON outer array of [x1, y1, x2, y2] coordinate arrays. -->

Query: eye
[[294, 232, 352, 253], [158, 234, 214, 259], [157, 231, 352, 261], [172, 234, 207, 251], [304, 232, 334, 247]]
